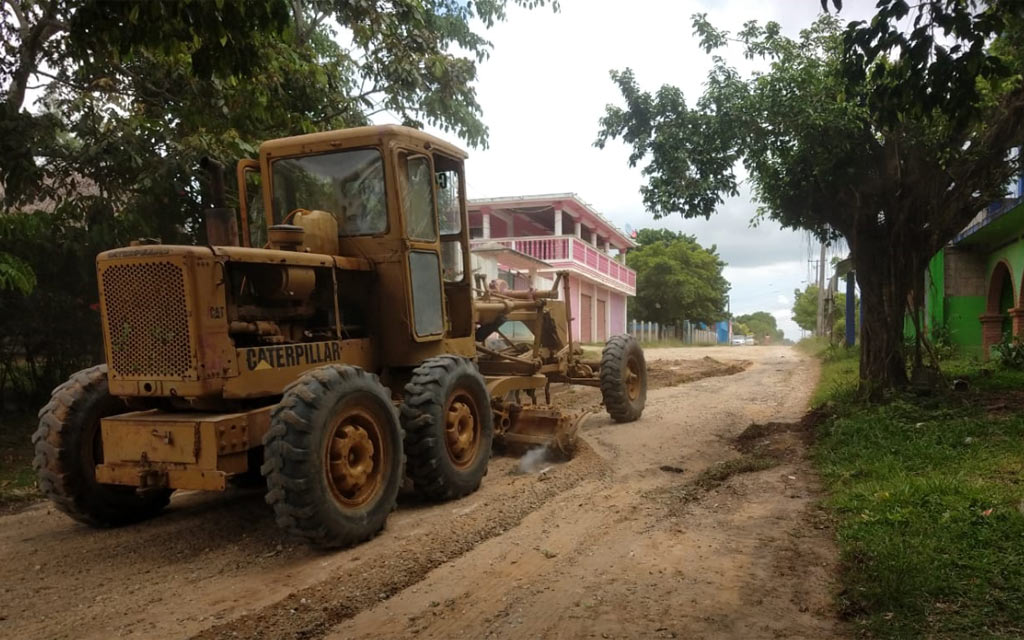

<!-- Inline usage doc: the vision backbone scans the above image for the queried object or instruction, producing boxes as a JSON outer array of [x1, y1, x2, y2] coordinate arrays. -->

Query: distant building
[[916, 175, 1024, 357], [468, 193, 636, 342]]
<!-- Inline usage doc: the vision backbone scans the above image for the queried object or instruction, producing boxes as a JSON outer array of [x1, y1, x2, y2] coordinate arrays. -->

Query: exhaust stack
[[200, 156, 239, 246]]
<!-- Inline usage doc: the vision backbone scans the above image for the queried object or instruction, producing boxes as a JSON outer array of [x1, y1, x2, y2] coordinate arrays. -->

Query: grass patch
[[0, 411, 40, 510], [812, 346, 859, 408], [813, 357, 1024, 638], [796, 335, 831, 356]]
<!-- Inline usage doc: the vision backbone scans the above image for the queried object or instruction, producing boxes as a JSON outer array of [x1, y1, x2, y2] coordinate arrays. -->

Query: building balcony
[[470, 235, 636, 295]]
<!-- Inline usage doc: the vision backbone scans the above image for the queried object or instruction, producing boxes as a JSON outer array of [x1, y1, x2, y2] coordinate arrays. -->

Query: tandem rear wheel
[[600, 334, 647, 422], [401, 356, 494, 501], [262, 365, 404, 549]]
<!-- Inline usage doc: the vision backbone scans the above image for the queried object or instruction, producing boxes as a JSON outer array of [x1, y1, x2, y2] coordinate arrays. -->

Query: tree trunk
[[853, 238, 914, 393]]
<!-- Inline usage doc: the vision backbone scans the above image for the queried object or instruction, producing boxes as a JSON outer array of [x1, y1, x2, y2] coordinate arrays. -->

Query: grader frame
[[33, 125, 647, 548]]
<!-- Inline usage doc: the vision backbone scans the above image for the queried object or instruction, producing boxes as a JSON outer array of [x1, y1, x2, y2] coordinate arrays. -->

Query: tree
[[792, 284, 858, 340], [735, 311, 784, 344], [626, 228, 729, 326], [791, 287, 820, 334], [0, 0, 556, 401], [596, 2, 1024, 392]]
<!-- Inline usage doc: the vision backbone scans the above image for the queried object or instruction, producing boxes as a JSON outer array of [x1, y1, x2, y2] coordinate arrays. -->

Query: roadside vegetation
[[0, 412, 39, 511], [808, 342, 1024, 638]]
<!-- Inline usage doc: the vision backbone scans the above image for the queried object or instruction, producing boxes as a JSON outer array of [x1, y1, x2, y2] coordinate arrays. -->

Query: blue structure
[[716, 320, 731, 344]]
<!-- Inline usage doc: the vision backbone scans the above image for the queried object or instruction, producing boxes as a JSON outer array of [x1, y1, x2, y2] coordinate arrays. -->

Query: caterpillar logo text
[[244, 341, 342, 371]]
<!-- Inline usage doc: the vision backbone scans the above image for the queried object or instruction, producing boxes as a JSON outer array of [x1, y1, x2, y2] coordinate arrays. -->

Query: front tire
[[262, 365, 403, 549], [32, 364, 172, 527], [600, 334, 647, 422], [401, 356, 493, 501]]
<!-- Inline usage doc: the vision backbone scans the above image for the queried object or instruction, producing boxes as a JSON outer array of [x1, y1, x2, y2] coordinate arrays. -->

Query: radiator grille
[[101, 261, 194, 378]]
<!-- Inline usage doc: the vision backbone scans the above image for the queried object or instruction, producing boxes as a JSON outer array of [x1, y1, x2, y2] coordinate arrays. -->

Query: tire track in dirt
[[324, 347, 841, 640], [192, 444, 609, 640], [0, 348, 763, 640]]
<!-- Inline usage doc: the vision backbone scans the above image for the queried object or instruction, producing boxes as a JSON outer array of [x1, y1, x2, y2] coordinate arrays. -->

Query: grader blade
[[499, 406, 593, 458]]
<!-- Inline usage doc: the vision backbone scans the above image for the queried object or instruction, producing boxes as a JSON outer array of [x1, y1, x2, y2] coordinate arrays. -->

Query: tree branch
[[4, 0, 65, 113], [3, 0, 28, 41]]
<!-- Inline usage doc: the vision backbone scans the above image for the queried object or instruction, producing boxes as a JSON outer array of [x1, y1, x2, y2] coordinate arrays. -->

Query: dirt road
[[0, 346, 839, 640]]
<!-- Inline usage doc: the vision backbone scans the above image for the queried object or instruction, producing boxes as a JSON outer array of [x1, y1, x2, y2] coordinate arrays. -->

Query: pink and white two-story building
[[468, 193, 637, 343]]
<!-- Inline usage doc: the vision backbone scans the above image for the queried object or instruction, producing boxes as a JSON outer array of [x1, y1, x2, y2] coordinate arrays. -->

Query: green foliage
[[0, 411, 39, 507], [625, 228, 729, 326], [929, 324, 957, 362], [792, 284, 858, 340], [0, 251, 34, 295], [991, 334, 1024, 370], [813, 355, 1024, 638], [0, 0, 555, 402], [596, 3, 1024, 390], [791, 286, 820, 333], [734, 311, 783, 343]]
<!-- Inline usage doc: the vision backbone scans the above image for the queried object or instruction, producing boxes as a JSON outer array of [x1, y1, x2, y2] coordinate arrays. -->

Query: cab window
[[271, 148, 387, 236], [399, 153, 437, 241]]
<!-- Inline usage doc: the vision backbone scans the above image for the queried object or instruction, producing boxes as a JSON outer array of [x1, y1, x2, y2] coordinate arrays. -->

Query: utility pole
[[815, 242, 826, 336]]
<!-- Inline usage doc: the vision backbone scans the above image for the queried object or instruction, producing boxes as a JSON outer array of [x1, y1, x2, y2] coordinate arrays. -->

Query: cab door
[[396, 150, 445, 340]]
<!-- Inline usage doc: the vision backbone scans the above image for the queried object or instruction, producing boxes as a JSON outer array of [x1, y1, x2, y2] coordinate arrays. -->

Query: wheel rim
[[324, 401, 388, 508], [625, 356, 642, 401], [445, 391, 481, 469]]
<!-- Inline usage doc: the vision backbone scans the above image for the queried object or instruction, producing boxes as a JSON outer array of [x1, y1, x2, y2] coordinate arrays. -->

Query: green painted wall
[[910, 201, 1024, 352], [945, 296, 985, 347], [927, 250, 944, 332]]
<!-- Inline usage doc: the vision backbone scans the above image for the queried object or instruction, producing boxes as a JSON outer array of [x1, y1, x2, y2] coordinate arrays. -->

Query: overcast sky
[[410, 0, 879, 339]]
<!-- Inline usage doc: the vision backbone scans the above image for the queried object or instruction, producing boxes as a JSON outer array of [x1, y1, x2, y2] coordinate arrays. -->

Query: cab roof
[[259, 125, 468, 160]]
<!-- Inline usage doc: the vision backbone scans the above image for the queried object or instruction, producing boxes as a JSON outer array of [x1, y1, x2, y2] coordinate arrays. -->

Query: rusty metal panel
[[223, 339, 375, 397], [101, 413, 199, 464], [95, 463, 227, 491], [97, 407, 275, 490], [100, 258, 196, 380]]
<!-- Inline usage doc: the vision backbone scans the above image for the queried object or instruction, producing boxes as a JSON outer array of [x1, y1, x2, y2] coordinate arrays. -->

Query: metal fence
[[627, 319, 718, 345]]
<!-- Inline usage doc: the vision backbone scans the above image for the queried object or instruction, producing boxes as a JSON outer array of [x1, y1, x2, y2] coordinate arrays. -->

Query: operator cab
[[236, 125, 476, 366]]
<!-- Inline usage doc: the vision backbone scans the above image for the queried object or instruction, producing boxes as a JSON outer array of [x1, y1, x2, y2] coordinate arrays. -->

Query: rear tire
[[32, 364, 172, 527], [600, 334, 647, 422], [401, 356, 493, 501], [262, 365, 403, 549]]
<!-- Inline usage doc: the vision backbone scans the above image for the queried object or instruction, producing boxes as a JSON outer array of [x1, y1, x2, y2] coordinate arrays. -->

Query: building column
[[482, 211, 491, 239], [553, 209, 562, 235], [1011, 307, 1024, 337], [574, 220, 582, 238], [980, 313, 1004, 360]]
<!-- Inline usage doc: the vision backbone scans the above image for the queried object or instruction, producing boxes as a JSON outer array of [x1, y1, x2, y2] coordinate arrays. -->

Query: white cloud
[[411, 0, 880, 340]]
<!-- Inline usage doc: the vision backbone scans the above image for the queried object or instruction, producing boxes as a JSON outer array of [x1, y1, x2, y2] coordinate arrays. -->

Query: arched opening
[[987, 261, 1015, 327], [981, 261, 1016, 358]]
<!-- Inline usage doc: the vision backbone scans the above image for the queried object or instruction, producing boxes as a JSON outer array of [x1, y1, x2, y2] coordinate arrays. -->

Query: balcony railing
[[471, 235, 636, 293]]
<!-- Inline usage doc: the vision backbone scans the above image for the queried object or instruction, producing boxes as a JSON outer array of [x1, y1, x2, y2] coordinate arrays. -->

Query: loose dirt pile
[[647, 356, 751, 388], [553, 355, 751, 414]]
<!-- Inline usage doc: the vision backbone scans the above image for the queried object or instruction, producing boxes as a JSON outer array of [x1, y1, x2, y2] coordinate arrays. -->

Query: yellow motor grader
[[33, 125, 647, 548]]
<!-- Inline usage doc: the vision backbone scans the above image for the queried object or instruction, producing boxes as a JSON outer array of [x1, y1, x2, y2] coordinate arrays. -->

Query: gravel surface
[[0, 346, 840, 640]]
